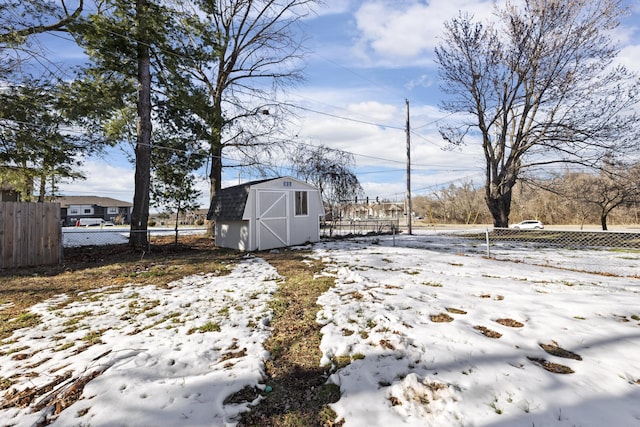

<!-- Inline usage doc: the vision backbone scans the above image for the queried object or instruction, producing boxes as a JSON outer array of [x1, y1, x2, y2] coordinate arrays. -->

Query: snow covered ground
[[1, 232, 639, 426]]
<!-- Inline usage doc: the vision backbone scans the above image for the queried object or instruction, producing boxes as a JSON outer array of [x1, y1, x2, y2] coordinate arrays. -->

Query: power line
[[291, 104, 404, 130]]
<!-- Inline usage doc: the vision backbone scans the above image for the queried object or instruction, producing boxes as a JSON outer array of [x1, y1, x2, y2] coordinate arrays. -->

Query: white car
[[511, 220, 544, 229]]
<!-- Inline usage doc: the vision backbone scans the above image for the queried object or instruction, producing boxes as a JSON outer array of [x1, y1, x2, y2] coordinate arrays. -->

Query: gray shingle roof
[[206, 178, 273, 221], [53, 196, 133, 208]]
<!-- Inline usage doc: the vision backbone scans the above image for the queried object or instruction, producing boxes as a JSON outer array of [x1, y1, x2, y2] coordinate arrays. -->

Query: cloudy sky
[[56, 0, 640, 208]]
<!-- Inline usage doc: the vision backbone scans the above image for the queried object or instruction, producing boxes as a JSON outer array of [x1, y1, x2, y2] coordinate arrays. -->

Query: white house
[[206, 177, 325, 251]]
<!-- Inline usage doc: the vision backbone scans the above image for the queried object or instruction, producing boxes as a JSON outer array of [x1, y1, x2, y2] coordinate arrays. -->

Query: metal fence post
[[392, 224, 396, 247], [485, 228, 491, 258]]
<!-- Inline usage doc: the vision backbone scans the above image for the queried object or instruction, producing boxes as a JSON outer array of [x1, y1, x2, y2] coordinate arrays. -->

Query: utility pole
[[405, 99, 412, 235]]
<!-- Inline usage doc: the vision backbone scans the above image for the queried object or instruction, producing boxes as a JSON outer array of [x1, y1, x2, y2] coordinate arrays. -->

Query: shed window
[[295, 191, 308, 216]]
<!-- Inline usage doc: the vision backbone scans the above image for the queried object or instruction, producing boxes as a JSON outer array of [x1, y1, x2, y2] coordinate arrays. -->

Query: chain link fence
[[431, 227, 640, 276], [321, 219, 401, 238], [62, 227, 209, 249], [435, 227, 640, 254], [483, 227, 640, 252]]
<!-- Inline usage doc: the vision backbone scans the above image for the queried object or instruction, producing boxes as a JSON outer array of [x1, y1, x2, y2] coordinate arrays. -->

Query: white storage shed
[[206, 177, 325, 251]]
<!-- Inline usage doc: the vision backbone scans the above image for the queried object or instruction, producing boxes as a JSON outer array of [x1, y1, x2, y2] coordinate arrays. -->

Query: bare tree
[[161, 0, 316, 205], [435, 0, 640, 227], [574, 159, 640, 230], [290, 144, 363, 227]]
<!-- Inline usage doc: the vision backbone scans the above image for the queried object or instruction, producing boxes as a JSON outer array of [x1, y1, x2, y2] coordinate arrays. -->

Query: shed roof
[[206, 178, 272, 221]]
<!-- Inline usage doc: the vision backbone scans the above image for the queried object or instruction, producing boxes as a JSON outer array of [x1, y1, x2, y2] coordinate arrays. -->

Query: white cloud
[[58, 158, 135, 203], [286, 93, 485, 198], [352, 0, 496, 64], [618, 44, 640, 73], [406, 73, 436, 90], [311, 0, 359, 17]]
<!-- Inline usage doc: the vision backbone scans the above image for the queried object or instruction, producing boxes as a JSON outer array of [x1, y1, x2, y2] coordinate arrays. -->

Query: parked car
[[511, 220, 544, 229], [77, 218, 105, 227]]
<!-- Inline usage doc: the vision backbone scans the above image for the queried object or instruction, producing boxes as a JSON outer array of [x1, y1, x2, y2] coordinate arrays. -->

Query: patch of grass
[[236, 250, 341, 427], [1, 377, 14, 390], [495, 318, 524, 328], [8, 312, 41, 331], [430, 313, 454, 323], [490, 400, 503, 415], [61, 318, 82, 333], [81, 330, 104, 346], [474, 325, 502, 339], [422, 281, 443, 287], [349, 291, 364, 300], [332, 355, 351, 370], [540, 342, 582, 360], [609, 248, 640, 254], [188, 321, 221, 334], [55, 342, 75, 352], [527, 357, 574, 374], [3, 345, 29, 356], [0, 239, 238, 342]]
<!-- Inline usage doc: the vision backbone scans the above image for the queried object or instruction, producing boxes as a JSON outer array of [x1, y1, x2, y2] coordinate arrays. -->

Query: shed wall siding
[[215, 221, 251, 251], [289, 191, 322, 245], [211, 177, 325, 251]]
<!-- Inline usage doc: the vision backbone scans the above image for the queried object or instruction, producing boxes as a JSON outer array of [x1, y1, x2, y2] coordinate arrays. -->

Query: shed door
[[256, 190, 288, 250]]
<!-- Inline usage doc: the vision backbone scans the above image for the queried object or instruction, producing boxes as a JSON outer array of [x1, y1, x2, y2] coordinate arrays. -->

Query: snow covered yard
[[1, 232, 639, 426], [313, 235, 640, 426], [0, 257, 279, 426]]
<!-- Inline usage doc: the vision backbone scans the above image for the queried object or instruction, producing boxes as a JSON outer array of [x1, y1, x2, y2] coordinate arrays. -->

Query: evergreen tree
[[0, 79, 93, 201]]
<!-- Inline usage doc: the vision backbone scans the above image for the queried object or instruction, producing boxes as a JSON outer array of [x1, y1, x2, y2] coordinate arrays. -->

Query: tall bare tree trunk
[[130, 0, 152, 248], [486, 189, 513, 228], [600, 211, 609, 231]]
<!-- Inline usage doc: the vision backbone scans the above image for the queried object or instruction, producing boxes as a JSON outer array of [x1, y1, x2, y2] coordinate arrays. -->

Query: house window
[[69, 205, 93, 215], [107, 207, 118, 214], [295, 191, 308, 216]]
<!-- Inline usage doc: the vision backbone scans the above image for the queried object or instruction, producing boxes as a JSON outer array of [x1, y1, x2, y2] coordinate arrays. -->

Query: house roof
[[53, 196, 133, 208], [206, 178, 273, 221]]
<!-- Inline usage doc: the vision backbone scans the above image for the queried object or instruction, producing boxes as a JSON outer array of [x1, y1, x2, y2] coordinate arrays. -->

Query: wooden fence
[[0, 202, 62, 269]]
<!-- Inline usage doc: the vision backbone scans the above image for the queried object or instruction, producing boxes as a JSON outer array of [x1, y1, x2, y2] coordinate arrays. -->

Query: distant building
[[53, 196, 133, 226], [341, 201, 405, 220]]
